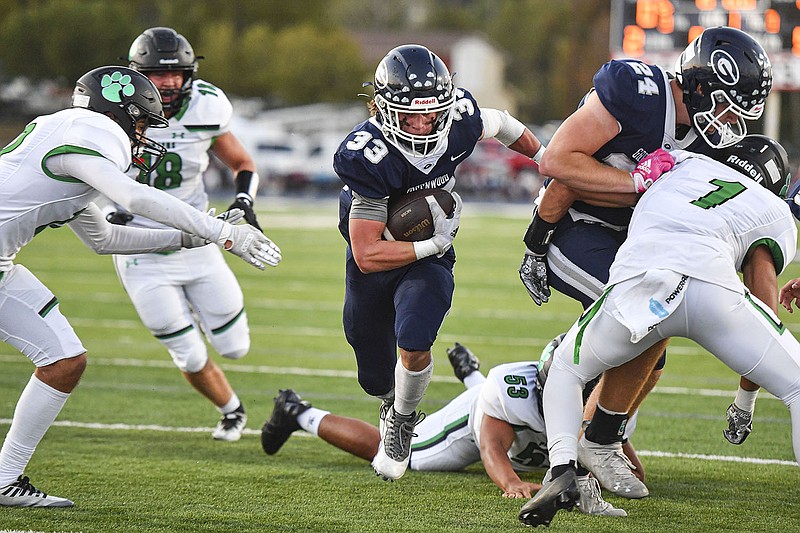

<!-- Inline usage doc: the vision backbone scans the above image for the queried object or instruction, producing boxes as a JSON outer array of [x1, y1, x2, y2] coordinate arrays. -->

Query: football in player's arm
[[333, 44, 546, 482]]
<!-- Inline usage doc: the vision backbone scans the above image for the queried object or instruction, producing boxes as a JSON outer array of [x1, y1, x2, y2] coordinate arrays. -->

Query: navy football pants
[[343, 247, 455, 397]]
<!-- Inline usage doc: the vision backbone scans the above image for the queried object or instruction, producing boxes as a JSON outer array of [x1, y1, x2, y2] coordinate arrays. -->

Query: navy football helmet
[[128, 27, 198, 114], [677, 26, 772, 149], [72, 66, 168, 173], [372, 44, 456, 157], [715, 134, 790, 198]]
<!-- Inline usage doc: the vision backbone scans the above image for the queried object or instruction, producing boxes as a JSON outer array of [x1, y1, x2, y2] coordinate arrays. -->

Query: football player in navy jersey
[[333, 44, 556, 482], [517, 26, 773, 499]]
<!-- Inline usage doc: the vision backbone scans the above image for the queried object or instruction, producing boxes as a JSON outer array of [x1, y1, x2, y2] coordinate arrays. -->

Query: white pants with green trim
[[409, 386, 482, 471], [0, 264, 84, 366], [113, 244, 249, 373], [543, 274, 800, 468]]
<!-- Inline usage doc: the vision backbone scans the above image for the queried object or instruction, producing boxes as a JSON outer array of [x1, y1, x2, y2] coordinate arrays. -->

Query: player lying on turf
[[260, 342, 632, 517]]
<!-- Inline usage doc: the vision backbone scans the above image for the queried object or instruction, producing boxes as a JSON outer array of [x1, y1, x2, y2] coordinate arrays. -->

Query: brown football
[[383, 188, 455, 242]]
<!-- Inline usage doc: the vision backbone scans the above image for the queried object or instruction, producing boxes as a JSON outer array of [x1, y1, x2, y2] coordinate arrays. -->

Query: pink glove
[[630, 148, 675, 193]]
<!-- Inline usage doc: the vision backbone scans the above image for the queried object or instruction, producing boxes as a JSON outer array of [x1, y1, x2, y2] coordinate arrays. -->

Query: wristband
[[413, 239, 439, 260], [234, 170, 260, 200], [235, 192, 254, 206], [531, 145, 545, 164], [522, 208, 557, 254]]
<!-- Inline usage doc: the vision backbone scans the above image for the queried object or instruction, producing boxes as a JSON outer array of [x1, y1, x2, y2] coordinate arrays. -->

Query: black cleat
[[446, 342, 480, 383], [519, 469, 579, 527], [260, 389, 311, 455]]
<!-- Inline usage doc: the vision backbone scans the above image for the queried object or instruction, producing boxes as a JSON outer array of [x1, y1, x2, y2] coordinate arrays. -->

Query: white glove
[[413, 192, 463, 259], [216, 207, 246, 225], [180, 208, 247, 249], [216, 222, 282, 269]]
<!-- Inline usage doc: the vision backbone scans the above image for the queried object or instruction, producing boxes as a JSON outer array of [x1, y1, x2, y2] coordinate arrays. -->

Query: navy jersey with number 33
[[334, 88, 483, 244]]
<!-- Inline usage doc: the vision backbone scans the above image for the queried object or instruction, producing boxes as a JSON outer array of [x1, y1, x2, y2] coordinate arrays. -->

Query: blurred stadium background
[[1, 0, 800, 202]]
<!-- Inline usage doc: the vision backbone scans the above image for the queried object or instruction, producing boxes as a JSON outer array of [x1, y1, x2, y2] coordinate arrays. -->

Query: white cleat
[[576, 474, 627, 517], [0, 476, 74, 508], [577, 436, 648, 499], [371, 407, 424, 481], [212, 405, 247, 442]]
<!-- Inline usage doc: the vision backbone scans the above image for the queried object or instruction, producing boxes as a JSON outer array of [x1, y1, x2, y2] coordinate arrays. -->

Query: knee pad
[[207, 312, 250, 360], [160, 328, 208, 373]]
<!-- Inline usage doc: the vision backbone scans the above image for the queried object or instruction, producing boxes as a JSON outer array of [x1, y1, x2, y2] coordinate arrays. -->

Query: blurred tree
[[0, 0, 368, 108], [268, 24, 367, 104], [0, 0, 136, 84], [0, 0, 604, 116]]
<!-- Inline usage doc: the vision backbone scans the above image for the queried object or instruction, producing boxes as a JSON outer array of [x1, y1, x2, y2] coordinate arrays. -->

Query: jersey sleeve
[[63, 114, 131, 172], [478, 363, 543, 431], [186, 79, 233, 139], [593, 60, 666, 133]]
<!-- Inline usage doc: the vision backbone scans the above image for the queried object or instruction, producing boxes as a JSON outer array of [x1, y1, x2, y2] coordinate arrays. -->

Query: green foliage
[[269, 25, 367, 104], [0, 199, 798, 532], [0, 0, 135, 82], [0, 0, 369, 106]]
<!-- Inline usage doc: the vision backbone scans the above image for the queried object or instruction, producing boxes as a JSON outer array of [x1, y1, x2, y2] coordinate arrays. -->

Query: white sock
[[218, 393, 241, 414], [790, 401, 800, 466], [734, 386, 758, 413], [0, 374, 70, 486], [393, 359, 433, 416], [463, 371, 486, 389], [297, 408, 329, 436]]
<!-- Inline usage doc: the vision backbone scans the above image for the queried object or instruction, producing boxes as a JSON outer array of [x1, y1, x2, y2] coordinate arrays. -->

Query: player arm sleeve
[[68, 202, 183, 254], [350, 191, 388, 223], [480, 108, 526, 147], [53, 153, 226, 242]]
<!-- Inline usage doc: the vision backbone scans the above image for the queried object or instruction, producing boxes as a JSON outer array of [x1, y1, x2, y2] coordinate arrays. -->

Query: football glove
[[216, 222, 281, 269], [430, 191, 462, 255], [723, 403, 753, 445], [519, 249, 550, 305], [412, 192, 463, 260], [106, 211, 134, 225], [180, 208, 246, 248], [226, 194, 261, 230], [630, 148, 675, 193]]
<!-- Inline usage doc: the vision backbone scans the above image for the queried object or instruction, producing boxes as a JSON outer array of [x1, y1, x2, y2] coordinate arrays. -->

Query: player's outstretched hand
[[630, 148, 675, 192], [779, 277, 800, 312], [502, 480, 542, 499], [217, 222, 282, 269], [428, 191, 462, 256], [519, 249, 550, 305]]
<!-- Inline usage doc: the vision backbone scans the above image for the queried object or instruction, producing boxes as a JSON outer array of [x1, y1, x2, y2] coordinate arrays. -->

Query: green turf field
[[0, 197, 798, 532]]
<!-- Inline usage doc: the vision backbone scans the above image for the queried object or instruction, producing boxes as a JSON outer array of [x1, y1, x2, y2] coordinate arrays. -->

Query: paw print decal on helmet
[[101, 71, 136, 103]]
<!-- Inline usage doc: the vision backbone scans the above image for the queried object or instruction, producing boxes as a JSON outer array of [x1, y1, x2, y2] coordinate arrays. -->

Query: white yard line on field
[[0, 418, 794, 468], [0, 353, 782, 400]]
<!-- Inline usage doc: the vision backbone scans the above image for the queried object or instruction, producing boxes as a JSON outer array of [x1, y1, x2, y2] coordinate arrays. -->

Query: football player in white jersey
[[519, 136, 798, 527], [105, 27, 272, 442], [519, 27, 774, 499], [0, 65, 280, 508], [260, 342, 630, 517]]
